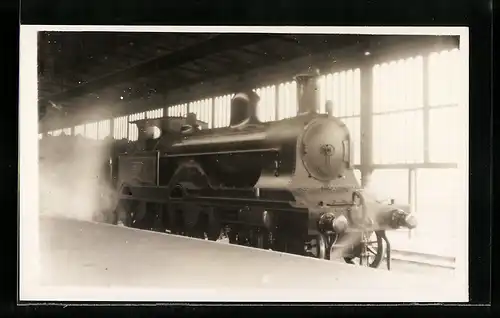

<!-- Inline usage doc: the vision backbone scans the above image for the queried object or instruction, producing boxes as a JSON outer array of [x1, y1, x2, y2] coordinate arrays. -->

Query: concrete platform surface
[[24, 216, 466, 302]]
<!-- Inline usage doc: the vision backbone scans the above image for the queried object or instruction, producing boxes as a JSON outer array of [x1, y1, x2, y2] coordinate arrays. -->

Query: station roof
[[37, 32, 459, 125]]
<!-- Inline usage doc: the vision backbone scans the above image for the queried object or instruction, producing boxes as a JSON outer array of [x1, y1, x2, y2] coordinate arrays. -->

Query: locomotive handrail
[[171, 131, 268, 147], [165, 148, 279, 158]]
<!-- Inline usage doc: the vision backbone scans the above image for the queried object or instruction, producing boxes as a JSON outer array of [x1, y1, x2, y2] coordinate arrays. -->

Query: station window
[[318, 68, 361, 117], [52, 129, 62, 136], [428, 49, 461, 107], [414, 168, 461, 240], [84, 123, 98, 140], [255, 85, 277, 122], [365, 169, 410, 205], [427, 48, 463, 164], [277, 81, 297, 120], [373, 56, 424, 114], [168, 103, 188, 118], [189, 99, 213, 128], [372, 110, 424, 164], [97, 120, 111, 140], [213, 95, 231, 128], [428, 106, 461, 163], [74, 125, 85, 136], [128, 112, 146, 141], [146, 108, 164, 119], [113, 116, 128, 140]]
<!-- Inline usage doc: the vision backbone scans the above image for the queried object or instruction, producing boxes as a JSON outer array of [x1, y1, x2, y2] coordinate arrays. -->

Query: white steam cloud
[[39, 134, 118, 223]]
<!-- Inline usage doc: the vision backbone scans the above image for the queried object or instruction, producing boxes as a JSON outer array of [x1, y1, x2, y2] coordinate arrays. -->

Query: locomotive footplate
[[170, 196, 305, 212], [119, 184, 306, 213]]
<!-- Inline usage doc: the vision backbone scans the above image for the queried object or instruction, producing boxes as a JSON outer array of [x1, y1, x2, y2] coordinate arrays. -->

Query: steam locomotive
[[108, 73, 417, 269]]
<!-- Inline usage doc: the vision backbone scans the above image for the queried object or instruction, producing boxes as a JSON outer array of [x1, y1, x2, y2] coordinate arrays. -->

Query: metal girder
[[152, 52, 288, 98], [38, 33, 277, 108], [176, 60, 209, 75]]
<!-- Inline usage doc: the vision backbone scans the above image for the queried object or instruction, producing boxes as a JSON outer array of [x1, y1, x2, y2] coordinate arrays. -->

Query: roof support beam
[[176, 66, 205, 76], [38, 33, 277, 108]]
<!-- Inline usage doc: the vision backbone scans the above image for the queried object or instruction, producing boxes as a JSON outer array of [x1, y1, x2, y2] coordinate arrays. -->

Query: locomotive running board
[[119, 185, 305, 212], [170, 196, 305, 212], [165, 147, 279, 157]]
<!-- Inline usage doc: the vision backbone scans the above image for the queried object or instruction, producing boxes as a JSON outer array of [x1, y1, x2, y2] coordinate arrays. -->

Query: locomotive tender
[[111, 73, 417, 269]]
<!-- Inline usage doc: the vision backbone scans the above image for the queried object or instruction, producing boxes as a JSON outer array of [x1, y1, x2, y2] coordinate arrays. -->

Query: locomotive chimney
[[295, 69, 320, 114], [229, 90, 260, 127]]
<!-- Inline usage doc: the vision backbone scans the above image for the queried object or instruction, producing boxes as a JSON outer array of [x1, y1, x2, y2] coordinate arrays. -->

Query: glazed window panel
[[97, 120, 111, 140], [318, 69, 361, 117], [128, 125, 138, 141], [372, 56, 424, 113], [255, 85, 276, 122], [167, 103, 188, 118], [372, 110, 424, 164], [428, 106, 461, 163], [38, 133, 43, 140], [365, 169, 410, 205], [341, 116, 361, 165], [428, 48, 461, 107], [415, 168, 461, 240], [113, 116, 128, 140], [277, 81, 297, 120], [214, 95, 231, 128], [62, 128, 71, 136], [74, 125, 85, 136], [353, 169, 362, 185], [146, 108, 164, 119], [52, 129, 62, 136], [85, 122, 98, 140], [189, 98, 213, 128], [128, 112, 146, 141]]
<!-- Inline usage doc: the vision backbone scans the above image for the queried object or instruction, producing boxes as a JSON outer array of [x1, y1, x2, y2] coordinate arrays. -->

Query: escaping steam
[[39, 133, 118, 223], [329, 231, 364, 260]]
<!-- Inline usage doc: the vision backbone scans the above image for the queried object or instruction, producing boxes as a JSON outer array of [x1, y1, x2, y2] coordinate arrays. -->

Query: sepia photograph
[[19, 26, 469, 302]]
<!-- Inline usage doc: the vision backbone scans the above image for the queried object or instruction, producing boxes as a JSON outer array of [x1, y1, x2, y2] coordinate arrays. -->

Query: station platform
[[22, 216, 466, 302]]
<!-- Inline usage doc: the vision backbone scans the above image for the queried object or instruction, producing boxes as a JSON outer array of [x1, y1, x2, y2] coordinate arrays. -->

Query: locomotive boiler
[[110, 72, 417, 269]]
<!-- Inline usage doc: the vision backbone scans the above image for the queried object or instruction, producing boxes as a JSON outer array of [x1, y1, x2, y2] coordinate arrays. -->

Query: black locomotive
[[108, 73, 417, 269]]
